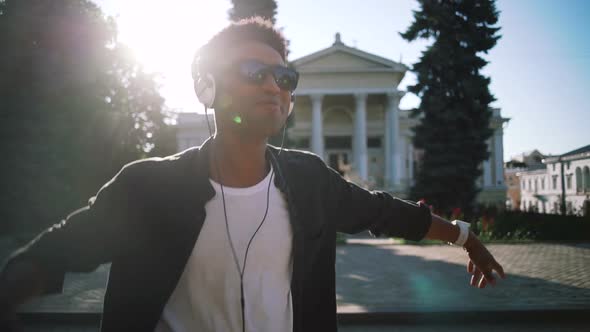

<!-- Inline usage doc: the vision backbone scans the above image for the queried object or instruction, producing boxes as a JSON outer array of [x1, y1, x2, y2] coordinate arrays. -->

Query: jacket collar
[[187, 136, 289, 202]]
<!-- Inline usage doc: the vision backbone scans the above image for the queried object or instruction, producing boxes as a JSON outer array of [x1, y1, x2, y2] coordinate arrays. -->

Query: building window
[[528, 180, 532, 191], [584, 166, 590, 191], [541, 178, 545, 190], [553, 164, 556, 171], [534, 179, 538, 192], [325, 136, 352, 149], [566, 174, 572, 190], [576, 167, 583, 192], [292, 137, 310, 149], [567, 161, 571, 170], [367, 137, 382, 148], [552, 175, 558, 189]]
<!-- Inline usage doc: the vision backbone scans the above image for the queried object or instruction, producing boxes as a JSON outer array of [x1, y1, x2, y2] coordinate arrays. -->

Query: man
[[0, 17, 505, 332]]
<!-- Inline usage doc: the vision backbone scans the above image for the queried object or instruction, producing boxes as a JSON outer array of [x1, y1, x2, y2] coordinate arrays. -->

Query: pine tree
[[400, 0, 501, 217], [229, 0, 278, 24]]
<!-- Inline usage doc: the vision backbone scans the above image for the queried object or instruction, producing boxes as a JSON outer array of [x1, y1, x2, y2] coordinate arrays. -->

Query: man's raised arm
[[0, 162, 137, 319]]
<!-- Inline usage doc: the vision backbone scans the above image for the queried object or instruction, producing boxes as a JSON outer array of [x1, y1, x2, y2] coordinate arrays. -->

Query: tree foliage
[[401, 0, 501, 217], [0, 0, 176, 233], [229, 0, 278, 24]]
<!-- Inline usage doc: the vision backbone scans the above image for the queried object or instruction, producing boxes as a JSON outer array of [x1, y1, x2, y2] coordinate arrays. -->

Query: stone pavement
[[336, 241, 590, 313], [2, 239, 590, 327]]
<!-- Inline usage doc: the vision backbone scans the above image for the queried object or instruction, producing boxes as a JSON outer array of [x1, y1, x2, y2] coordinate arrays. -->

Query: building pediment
[[292, 33, 407, 74], [292, 33, 408, 92]]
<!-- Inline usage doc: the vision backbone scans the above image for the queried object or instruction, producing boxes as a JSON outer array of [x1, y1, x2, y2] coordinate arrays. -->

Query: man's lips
[[256, 100, 282, 112]]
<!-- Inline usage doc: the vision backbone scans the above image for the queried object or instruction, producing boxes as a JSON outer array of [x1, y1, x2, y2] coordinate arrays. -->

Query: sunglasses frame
[[227, 59, 299, 92]]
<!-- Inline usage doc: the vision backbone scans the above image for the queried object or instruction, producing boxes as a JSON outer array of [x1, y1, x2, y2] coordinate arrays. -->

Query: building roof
[[291, 32, 408, 73], [561, 144, 590, 158], [543, 144, 590, 163], [527, 164, 547, 171]]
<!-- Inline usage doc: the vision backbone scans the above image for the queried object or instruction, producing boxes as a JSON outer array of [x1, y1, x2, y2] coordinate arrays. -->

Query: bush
[[476, 210, 590, 242]]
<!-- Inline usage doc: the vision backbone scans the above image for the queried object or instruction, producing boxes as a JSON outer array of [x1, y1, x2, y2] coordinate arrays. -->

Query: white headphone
[[194, 72, 217, 109], [192, 59, 295, 115]]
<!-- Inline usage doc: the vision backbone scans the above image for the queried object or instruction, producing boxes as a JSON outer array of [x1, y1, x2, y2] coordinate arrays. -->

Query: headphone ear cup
[[194, 73, 216, 108], [288, 93, 295, 117]]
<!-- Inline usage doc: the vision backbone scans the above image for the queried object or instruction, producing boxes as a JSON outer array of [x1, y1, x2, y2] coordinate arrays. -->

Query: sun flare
[[113, 0, 230, 111]]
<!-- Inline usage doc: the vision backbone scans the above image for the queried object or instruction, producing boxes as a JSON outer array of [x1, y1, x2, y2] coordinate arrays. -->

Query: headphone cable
[[204, 104, 288, 332]]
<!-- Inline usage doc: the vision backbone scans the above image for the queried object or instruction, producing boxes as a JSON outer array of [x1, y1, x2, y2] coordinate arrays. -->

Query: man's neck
[[208, 132, 270, 188]]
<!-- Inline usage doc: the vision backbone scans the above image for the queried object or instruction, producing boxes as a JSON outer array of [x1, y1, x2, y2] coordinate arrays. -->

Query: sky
[[95, 0, 590, 161]]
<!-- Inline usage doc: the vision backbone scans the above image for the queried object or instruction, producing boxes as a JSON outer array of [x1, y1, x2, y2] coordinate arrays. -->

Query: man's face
[[216, 40, 292, 139]]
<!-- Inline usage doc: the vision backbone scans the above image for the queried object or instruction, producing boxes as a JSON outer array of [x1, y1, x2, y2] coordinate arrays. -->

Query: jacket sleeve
[[1, 163, 136, 295], [324, 160, 432, 241]]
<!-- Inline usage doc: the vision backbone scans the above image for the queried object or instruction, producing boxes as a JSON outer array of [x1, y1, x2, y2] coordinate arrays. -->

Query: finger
[[494, 261, 506, 279], [482, 269, 496, 287], [478, 275, 487, 288], [470, 269, 482, 287], [468, 260, 474, 274]]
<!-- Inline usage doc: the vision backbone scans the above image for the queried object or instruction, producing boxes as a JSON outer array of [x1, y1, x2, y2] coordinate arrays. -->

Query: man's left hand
[[464, 233, 506, 288]]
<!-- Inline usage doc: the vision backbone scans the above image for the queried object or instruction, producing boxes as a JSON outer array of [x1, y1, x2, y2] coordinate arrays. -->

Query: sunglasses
[[229, 59, 299, 92]]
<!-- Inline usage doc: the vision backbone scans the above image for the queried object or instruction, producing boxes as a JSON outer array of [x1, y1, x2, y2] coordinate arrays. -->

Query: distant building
[[176, 113, 214, 151], [176, 33, 509, 206], [504, 150, 547, 211], [518, 144, 590, 216]]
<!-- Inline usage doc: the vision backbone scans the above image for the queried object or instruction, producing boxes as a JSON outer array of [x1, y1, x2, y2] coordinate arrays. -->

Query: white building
[[176, 34, 509, 205], [504, 150, 547, 211], [176, 112, 214, 151], [518, 144, 590, 215]]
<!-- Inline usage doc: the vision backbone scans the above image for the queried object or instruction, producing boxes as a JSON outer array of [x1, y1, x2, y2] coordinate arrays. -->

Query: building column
[[494, 128, 505, 186], [408, 138, 414, 186], [483, 138, 492, 187], [399, 131, 407, 187], [354, 93, 368, 181], [384, 106, 392, 186], [387, 92, 402, 188], [311, 94, 324, 159]]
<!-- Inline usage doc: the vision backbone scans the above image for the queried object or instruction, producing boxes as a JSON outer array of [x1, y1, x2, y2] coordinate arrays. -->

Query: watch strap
[[450, 220, 470, 246]]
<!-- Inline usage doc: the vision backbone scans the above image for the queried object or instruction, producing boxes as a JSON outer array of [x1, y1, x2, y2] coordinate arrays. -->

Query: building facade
[[176, 34, 509, 205], [518, 145, 590, 216], [504, 150, 546, 211]]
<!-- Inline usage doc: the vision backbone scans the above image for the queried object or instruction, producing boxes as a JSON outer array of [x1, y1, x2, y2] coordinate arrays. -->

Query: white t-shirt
[[155, 166, 294, 332]]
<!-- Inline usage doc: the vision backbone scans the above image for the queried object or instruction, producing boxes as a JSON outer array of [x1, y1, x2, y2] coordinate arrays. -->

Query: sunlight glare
[[114, 0, 230, 112]]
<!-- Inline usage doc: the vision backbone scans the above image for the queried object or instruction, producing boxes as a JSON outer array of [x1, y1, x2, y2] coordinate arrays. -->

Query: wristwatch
[[449, 220, 470, 247]]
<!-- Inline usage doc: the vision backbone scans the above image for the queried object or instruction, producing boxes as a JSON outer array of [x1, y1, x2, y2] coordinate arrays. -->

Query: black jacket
[[4, 138, 432, 331]]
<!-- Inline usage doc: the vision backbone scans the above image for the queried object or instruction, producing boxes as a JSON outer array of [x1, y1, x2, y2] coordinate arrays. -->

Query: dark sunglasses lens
[[237, 60, 299, 91], [239, 61, 267, 84], [273, 67, 299, 91]]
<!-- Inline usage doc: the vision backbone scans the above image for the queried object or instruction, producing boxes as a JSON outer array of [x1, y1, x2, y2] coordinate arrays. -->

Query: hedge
[[476, 210, 590, 241]]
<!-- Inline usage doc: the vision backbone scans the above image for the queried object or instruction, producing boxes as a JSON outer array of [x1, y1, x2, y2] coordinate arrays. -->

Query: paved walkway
[[336, 241, 590, 313], [4, 240, 588, 315]]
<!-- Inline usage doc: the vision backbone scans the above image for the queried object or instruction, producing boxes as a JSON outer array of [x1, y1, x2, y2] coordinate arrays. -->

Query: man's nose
[[261, 73, 281, 94]]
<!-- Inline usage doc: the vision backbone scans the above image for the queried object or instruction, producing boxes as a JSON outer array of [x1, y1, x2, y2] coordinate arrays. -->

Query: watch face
[[456, 220, 470, 227]]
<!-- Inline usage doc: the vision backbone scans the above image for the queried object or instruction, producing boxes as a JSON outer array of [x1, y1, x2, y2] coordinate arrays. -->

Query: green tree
[[229, 0, 278, 24], [401, 0, 501, 217], [0, 0, 176, 234]]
